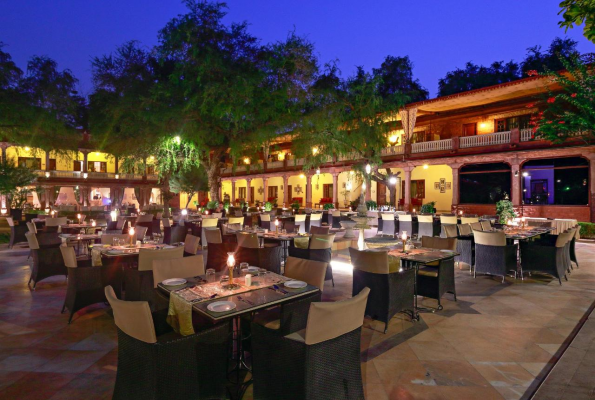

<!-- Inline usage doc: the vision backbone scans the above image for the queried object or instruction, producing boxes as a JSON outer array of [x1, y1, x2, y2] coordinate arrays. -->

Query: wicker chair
[[473, 230, 517, 283], [235, 245, 283, 273], [289, 233, 335, 286], [282, 220, 297, 233], [461, 216, 479, 224], [258, 213, 271, 229], [105, 286, 229, 400], [170, 225, 188, 244], [440, 215, 457, 225], [569, 228, 579, 268], [203, 228, 222, 246], [251, 288, 370, 400], [7, 217, 27, 248], [25, 232, 67, 289], [294, 214, 307, 233], [135, 221, 153, 238], [45, 217, 68, 233], [519, 231, 571, 284], [417, 237, 457, 310], [417, 215, 437, 238], [228, 216, 244, 226], [153, 256, 205, 287], [60, 245, 122, 323], [480, 220, 492, 231], [308, 213, 322, 230], [470, 222, 483, 231], [329, 210, 342, 229], [309, 225, 330, 235], [205, 242, 238, 272], [455, 224, 474, 273], [441, 224, 458, 238], [236, 232, 260, 248], [398, 214, 415, 238], [183, 234, 201, 256], [134, 226, 148, 241], [381, 213, 396, 237], [350, 248, 415, 332]]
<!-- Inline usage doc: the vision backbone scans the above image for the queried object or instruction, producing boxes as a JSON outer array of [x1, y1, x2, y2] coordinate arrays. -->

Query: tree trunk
[[203, 148, 224, 203], [185, 191, 195, 209], [161, 174, 172, 217], [388, 185, 396, 208]]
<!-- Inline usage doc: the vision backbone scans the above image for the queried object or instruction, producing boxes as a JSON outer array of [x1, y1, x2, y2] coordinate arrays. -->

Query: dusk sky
[[1, 0, 593, 97]]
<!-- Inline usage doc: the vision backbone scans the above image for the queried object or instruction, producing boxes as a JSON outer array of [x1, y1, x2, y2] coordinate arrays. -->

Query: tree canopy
[[559, 0, 595, 43]]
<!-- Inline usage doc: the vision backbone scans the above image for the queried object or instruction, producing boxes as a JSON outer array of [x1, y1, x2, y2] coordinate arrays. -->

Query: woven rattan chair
[[60, 245, 122, 323], [105, 286, 229, 400], [461, 216, 479, 224], [203, 227, 222, 247], [441, 224, 458, 238], [236, 232, 260, 248], [417, 236, 457, 310], [308, 213, 322, 230], [309, 225, 330, 235], [251, 288, 370, 400], [569, 228, 579, 268], [282, 220, 297, 233], [135, 220, 153, 238], [350, 248, 415, 332], [470, 222, 483, 231], [258, 213, 271, 229], [228, 216, 244, 226], [235, 245, 283, 274], [330, 210, 342, 229], [519, 231, 571, 284], [183, 234, 200, 256], [134, 226, 148, 242], [454, 224, 474, 273], [205, 242, 238, 272], [25, 232, 67, 289], [7, 217, 27, 248], [294, 214, 307, 233], [398, 214, 413, 237], [169, 224, 188, 244], [480, 220, 492, 231], [417, 215, 437, 238], [381, 213, 396, 237], [153, 255, 205, 287], [473, 230, 517, 283]]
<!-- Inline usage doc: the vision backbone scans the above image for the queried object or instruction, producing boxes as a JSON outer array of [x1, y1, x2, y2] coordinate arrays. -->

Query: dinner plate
[[162, 278, 187, 286], [207, 301, 236, 312], [107, 250, 126, 255], [440, 249, 454, 253], [247, 267, 260, 273], [284, 280, 307, 289]]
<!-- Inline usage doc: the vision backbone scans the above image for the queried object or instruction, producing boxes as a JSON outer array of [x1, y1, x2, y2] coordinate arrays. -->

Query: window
[[87, 161, 107, 173], [18, 157, 41, 169], [268, 186, 278, 200], [48, 159, 56, 171], [462, 123, 477, 137], [401, 180, 425, 199], [460, 163, 511, 204], [238, 187, 246, 200], [322, 184, 333, 199], [522, 157, 588, 205], [73, 161, 83, 171], [495, 115, 531, 132]]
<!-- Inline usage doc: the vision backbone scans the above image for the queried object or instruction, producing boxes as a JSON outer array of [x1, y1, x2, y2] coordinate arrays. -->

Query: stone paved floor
[[0, 235, 595, 399]]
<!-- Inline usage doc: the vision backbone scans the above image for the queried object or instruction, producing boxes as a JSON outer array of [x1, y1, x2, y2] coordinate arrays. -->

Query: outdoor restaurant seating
[[330, 210, 342, 229], [441, 224, 458, 238], [309, 213, 322, 230], [236, 231, 260, 248], [440, 215, 457, 225], [519, 231, 572, 284], [470, 221, 483, 231], [569, 228, 580, 268], [417, 236, 458, 310], [258, 213, 271, 229], [381, 213, 396, 236], [309, 225, 330, 235], [152, 255, 204, 310], [135, 226, 148, 241], [105, 286, 230, 400], [289, 233, 335, 286], [60, 245, 121, 323], [350, 247, 416, 332], [135, 214, 154, 237], [204, 227, 222, 245], [417, 214, 437, 238], [251, 287, 370, 400], [398, 214, 414, 237], [228, 216, 244, 225], [25, 232, 66, 289], [101, 234, 128, 245], [480, 220, 492, 230], [295, 214, 307, 233], [206, 242, 238, 271], [473, 230, 517, 282], [41, 217, 67, 234], [454, 224, 474, 272], [461, 216, 479, 224], [183, 234, 200, 256], [282, 220, 297, 233], [169, 224, 187, 244], [235, 245, 283, 274]]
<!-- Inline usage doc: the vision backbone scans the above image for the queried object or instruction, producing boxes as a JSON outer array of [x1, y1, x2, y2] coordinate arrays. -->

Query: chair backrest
[[443, 224, 458, 238], [135, 226, 148, 240], [349, 247, 389, 274], [212, 213, 223, 219], [162, 218, 171, 228], [260, 214, 271, 222], [204, 228, 222, 244], [440, 215, 458, 225], [421, 236, 457, 251], [331, 210, 341, 217], [304, 287, 370, 345], [470, 222, 483, 231], [138, 246, 184, 271], [25, 232, 40, 250], [136, 214, 154, 223], [184, 234, 200, 255], [381, 213, 395, 221], [458, 224, 472, 236], [6, 217, 15, 227], [310, 213, 322, 221], [473, 230, 506, 246], [309, 233, 335, 249], [309, 225, 330, 235], [26, 222, 37, 233], [222, 223, 242, 235], [202, 218, 219, 228], [461, 217, 479, 224], [116, 216, 126, 229], [60, 245, 78, 268], [295, 214, 306, 222], [105, 286, 157, 344], [152, 255, 205, 288], [236, 232, 260, 248], [228, 216, 244, 225], [480, 220, 492, 231], [398, 214, 412, 222], [46, 217, 67, 227], [556, 231, 573, 247], [101, 234, 129, 245], [284, 257, 328, 291], [418, 215, 433, 223]]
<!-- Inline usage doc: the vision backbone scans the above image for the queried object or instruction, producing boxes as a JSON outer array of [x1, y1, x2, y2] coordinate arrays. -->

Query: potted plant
[[291, 201, 300, 213], [264, 201, 273, 212], [420, 201, 436, 214], [365, 200, 377, 210], [323, 203, 334, 211], [496, 199, 517, 224], [206, 200, 219, 214]]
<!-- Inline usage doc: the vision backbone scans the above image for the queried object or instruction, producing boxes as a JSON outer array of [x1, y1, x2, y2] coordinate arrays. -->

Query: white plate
[[284, 280, 307, 289], [107, 249, 126, 255], [440, 249, 454, 253], [207, 301, 236, 312], [247, 267, 260, 273], [162, 278, 187, 286]]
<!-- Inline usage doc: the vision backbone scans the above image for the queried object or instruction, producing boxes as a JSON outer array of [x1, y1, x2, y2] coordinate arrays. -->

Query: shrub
[[365, 200, 377, 210], [420, 201, 436, 214], [206, 200, 219, 210], [264, 201, 273, 211], [291, 201, 300, 211], [323, 203, 334, 210], [578, 222, 595, 239], [495, 200, 517, 224]]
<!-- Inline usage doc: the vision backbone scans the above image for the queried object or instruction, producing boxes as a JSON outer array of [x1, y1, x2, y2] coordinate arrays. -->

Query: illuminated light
[[44, 208, 50, 213], [95, 152, 100, 156], [45, 172, 50, 178], [362, 182, 367, 191], [83, 173, 88, 179], [523, 189, 527, 192], [346, 182, 353, 191], [174, 136, 181, 144], [110, 211, 117, 221], [312, 147, 319, 155], [149, 156, 154, 161], [115, 174, 119, 179], [365, 164, 371, 174], [459, 210, 463, 215], [299, 174, 305, 179], [316, 168, 321, 175], [181, 209, 188, 216], [556, 179, 561, 183], [401, 232, 408, 241], [243, 157, 250, 165], [480, 122, 487, 129], [1, 208, 6, 215], [423, 164, 429, 169], [76, 186, 79, 189], [330, 260, 354, 273], [277, 152, 285, 161], [389, 176, 397, 185], [91, 220, 96, 227], [522, 172, 529, 177], [389, 134, 398, 144], [349, 171, 354, 175], [50, 210, 55, 216], [24, 147, 30, 151], [128, 227, 135, 245]]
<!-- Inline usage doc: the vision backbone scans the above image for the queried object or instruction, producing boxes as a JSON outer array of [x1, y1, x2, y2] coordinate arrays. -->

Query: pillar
[[451, 164, 461, 212], [306, 175, 312, 208], [511, 162, 521, 207], [0, 143, 10, 163], [231, 180, 236, 203], [365, 177, 372, 202], [587, 155, 595, 223], [246, 178, 252, 204], [44, 186, 51, 208], [81, 150, 89, 172], [114, 156, 119, 174], [332, 172, 339, 208], [45, 151, 50, 171], [283, 175, 289, 205], [263, 177, 269, 203], [110, 187, 118, 208], [403, 167, 412, 212]]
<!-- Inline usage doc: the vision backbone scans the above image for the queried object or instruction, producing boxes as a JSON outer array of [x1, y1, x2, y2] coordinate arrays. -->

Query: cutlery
[[237, 296, 254, 305], [272, 284, 288, 294]]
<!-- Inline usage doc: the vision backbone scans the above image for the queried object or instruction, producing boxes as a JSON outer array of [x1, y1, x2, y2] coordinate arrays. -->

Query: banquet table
[[524, 217, 579, 237]]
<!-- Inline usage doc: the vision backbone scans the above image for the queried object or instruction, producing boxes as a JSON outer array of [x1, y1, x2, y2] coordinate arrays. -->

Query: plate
[[207, 301, 236, 312], [284, 280, 307, 289], [162, 278, 187, 286], [247, 267, 260, 273], [440, 249, 454, 253], [107, 250, 126, 255]]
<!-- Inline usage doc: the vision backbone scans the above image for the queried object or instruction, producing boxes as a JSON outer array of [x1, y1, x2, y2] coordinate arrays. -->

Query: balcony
[[411, 139, 452, 153], [34, 170, 159, 182]]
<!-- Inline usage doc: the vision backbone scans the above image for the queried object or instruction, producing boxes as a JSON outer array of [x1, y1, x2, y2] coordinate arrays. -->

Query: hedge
[[578, 222, 595, 239]]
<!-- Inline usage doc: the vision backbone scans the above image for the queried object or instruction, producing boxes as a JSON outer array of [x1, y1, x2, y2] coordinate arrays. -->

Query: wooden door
[[287, 185, 292, 203], [250, 187, 255, 204], [462, 123, 477, 137], [377, 181, 386, 205]]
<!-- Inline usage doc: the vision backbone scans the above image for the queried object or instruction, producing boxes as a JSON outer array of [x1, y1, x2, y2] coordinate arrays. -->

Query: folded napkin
[[294, 237, 310, 249], [91, 248, 103, 267], [166, 292, 195, 336]]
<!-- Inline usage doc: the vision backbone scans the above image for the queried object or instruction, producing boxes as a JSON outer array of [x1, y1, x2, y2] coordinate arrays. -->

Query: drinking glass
[[219, 275, 230, 287], [206, 268, 216, 283]]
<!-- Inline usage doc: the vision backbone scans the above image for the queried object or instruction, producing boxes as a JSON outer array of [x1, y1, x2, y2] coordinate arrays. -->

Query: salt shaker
[[245, 274, 252, 286]]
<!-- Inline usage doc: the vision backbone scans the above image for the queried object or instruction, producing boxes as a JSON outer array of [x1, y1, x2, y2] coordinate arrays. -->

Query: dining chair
[[228, 216, 244, 225], [309, 213, 322, 230], [183, 234, 201, 256], [417, 214, 436, 238], [441, 224, 458, 238], [398, 214, 413, 237], [519, 231, 571, 284], [235, 245, 283, 274], [381, 213, 396, 237], [480, 220, 492, 231], [309, 233, 335, 286], [135, 226, 148, 241], [105, 286, 230, 400], [170, 224, 188, 244], [470, 222, 483, 231], [212, 212, 223, 219], [26, 221, 37, 233], [116, 216, 127, 230], [284, 256, 328, 289], [440, 215, 457, 225], [458, 224, 472, 236], [152, 255, 205, 288], [295, 214, 307, 233], [349, 248, 416, 332], [461, 216, 479, 224], [331, 210, 342, 229], [309, 225, 330, 235], [473, 230, 517, 283], [205, 242, 238, 271], [259, 213, 271, 229], [417, 236, 458, 310], [25, 232, 67, 289], [282, 220, 297, 233], [204, 228, 222, 245], [251, 288, 370, 400], [236, 232, 260, 248]]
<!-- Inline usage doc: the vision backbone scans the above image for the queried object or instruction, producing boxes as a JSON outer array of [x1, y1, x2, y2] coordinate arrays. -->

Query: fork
[[237, 296, 254, 306]]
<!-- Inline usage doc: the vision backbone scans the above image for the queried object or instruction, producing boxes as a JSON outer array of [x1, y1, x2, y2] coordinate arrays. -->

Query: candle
[[205, 210, 209, 215], [401, 232, 408, 241], [459, 210, 463, 215], [227, 252, 235, 287], [245, 274, 252, 286], [401, 231, 408, 253], [77, 214, 82, 224], [110, 211, 117, 221], [91, 220, 96, 227], [129, 227, 135, 246], [50, 210, 55, 216], [274, 219, 279, 232]]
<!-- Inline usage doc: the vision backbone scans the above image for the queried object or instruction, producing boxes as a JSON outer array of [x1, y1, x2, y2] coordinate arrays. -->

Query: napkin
[[166, 292, 195, 336], [294, 237, 310, 249], [91, 248, 103, 267]]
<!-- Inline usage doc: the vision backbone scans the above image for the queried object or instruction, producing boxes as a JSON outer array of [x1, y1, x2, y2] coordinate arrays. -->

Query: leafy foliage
[[559, 0, 595, 43], [420, 201, 436, 214], [365, 200, 377, 210], [323, 203, 334, 210], [496, 199, 517, 224], [169, 164, 208, 208], [264, 201, 273, 212], [0, 159, 37, 208]]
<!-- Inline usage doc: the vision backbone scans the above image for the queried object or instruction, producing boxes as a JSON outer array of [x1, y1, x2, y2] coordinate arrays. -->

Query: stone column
[[114, 156, 119, 174], [365, 177, 372, 202], [511, 162, 522, 207], [263, 177, 269, 203], [45, 151, 50, 171], [246, 178, 252, 205], [44, 186, 52, 208], [403, 167, 412, 212], [587, 155, 595, 223], [332, 172, 339, 208], [283, 175, 289, 205], [231, 180, 236, 203], [306, 175, 312, 208], [451, 164, 461, 212], [0, 142, 11, 163], [81, 150, 89, 172]]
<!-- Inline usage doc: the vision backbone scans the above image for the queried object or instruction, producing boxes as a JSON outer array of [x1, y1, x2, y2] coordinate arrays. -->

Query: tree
[[438, 61, 520, 97], [520, 37, 580, 75], [169, 164, 208, 208], [559, 0, 595, 43], [532, 54, 595, 144], [373, 56, 428, 103], [0, 158, 37, 208]]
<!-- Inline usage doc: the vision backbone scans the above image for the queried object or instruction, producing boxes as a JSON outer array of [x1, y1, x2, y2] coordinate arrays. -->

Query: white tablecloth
[[524, 218, 579, 238]]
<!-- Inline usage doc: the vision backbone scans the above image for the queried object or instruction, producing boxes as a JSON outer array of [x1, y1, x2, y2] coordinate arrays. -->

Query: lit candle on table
[[401, 231, 408, 253], [129, 227, 135, 246], [227, 252, 235, 287], [77, 213, 82, 224], [274, 219, 279, 233]]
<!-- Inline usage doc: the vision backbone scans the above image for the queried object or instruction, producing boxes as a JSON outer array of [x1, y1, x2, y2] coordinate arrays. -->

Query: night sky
[[1, 0, 593, 97]]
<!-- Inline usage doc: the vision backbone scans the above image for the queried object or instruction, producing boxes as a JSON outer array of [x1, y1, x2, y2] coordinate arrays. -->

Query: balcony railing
[[520, 128, 534, 142], [381, 145, 405, 156], [411, 139, 452, 153], [460, 131, 511, 148], [35, 170, 158, 181]]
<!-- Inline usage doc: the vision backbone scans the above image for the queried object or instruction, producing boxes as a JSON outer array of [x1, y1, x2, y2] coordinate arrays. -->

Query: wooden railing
[[35, 170, 158, 181], [460, 131, 510, 148], [411, 139, 453, 153]]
